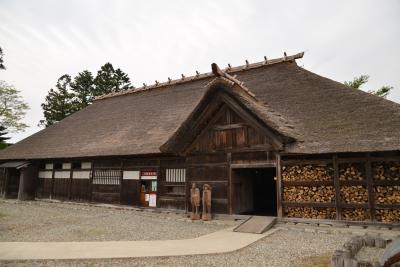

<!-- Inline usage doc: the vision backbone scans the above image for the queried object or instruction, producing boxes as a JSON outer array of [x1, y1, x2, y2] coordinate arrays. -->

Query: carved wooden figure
[[202, 184, 212, 221], [190, 183, 200, 220]]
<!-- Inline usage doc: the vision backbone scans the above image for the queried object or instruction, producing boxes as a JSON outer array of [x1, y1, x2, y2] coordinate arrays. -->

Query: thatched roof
[[1, 52, 399, 160]]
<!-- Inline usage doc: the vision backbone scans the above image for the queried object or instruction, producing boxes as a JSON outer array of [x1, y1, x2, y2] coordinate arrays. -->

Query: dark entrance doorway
[[232, 168, 277, 216], [4, 168, 20, 198]]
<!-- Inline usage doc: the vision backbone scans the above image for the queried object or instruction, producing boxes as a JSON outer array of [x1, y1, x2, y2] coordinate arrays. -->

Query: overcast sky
[[0, 0, 399, 143]]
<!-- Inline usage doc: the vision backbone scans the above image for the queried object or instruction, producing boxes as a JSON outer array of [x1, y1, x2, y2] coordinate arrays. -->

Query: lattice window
[[92, 170, 121, 185], [166, 169, 186, 183]]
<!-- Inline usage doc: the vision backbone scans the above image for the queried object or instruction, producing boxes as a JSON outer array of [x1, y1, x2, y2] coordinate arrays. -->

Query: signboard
[[141, 170, 157, 180], [149, 194, 157, 207], [123, 171, 140, 180]]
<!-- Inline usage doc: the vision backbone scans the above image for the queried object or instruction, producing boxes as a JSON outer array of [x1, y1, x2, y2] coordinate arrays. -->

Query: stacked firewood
[[375, 209, 400, 222], [282, 165, 333, 182], [342, 209, 370, 221], [283, 186, 335, 202], [285, 207, 336, 219], [372, 161, 400, 181], [374, 186, 400, 204], [340, 186, 368, 203], [339, 164, 365, 180]]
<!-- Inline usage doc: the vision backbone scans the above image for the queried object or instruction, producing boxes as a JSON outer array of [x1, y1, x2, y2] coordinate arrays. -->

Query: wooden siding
[[189, 106, 278, 154]]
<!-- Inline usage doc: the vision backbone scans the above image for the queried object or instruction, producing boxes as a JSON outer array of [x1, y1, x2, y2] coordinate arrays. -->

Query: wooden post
[[89, 161, 94, 202], [156, 159, 160, 208], [276, 153, 283, 217], [68, 164, 73, 200], [50, 166, 55, 199], [366, 153, 375, 221], [333, 154, 342, 220], [227, 152, 232, 214], [185, 159, 189, 214], [184, 160, 189, 213], [119, 160, 124, 205]]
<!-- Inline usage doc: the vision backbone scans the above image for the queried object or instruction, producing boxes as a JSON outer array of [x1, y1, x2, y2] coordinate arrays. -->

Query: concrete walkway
[[0, 227, 279, 260]]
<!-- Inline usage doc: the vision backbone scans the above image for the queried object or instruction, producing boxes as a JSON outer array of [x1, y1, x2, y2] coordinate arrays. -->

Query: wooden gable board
[[185, 92, 284, 154]]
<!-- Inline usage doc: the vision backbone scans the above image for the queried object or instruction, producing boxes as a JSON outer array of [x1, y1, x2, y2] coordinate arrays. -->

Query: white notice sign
[[145, 194, 149, 201], [149, 194, 157, 207]]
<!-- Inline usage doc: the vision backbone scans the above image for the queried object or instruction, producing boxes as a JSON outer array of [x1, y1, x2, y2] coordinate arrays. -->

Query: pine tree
[[0, 125, 10, 149], [39, 75, 77, 127], [0, 46, 5, 70], [40, 63, 131, 127], [70, 70, 95, 110], [345, 75, 393, 99], [93, 63, 131, 96], [0, 125, 10, 142]]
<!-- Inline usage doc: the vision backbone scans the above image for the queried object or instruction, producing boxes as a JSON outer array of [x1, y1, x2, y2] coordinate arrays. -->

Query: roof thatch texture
[[1, 53, 399, 160]]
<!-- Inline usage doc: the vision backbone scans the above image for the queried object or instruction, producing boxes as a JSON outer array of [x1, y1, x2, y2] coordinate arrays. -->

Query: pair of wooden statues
[[190, 183, 212, 221]]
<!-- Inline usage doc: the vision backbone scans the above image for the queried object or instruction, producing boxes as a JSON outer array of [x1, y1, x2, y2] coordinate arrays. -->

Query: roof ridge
[[94, 52, 304, 101]]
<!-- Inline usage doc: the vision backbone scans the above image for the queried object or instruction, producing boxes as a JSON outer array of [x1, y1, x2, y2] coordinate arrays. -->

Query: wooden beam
[[333, 154, 342, 220], [213, 123, 247, 130], [281, 159, 334, 166], [68, 165, 73, 200], [231, 162, 276, 169], [282, 180, 334, 187], [366, 153, 376, 221], [184, 158, 189, 214], [50, 166, 55, 199], [211, 63, 256, 97], [227, 152, 232, 215], [282, 201, 335, 208], [89, 161, 94, 202], [119, 160, 124, 205], [276, 153, 283, 217]]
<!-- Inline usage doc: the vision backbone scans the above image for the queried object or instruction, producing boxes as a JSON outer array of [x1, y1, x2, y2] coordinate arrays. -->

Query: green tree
[[39, 75, 77, 127], [93, 63, 131, 96], [345, 75, 393, 98], [70, 70, 95, 110], [0, 80, 29, 132], [0, 46, 5, 70], [40, 63, 131, 127], [0, 125, 10, 149]]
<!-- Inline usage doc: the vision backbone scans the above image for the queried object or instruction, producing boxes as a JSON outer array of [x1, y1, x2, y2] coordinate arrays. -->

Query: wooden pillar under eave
[[276, 153, 283, 218], [18, 164, 38, 201]]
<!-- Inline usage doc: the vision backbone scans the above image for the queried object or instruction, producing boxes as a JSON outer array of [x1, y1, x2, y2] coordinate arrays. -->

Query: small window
[[54, 163, 62, 170], [45, 163, 53, 170], [166, 169, 186, 183], [62, 163, 71, 169], [72, 162, 82, 170], [39, 163, 46, 170]]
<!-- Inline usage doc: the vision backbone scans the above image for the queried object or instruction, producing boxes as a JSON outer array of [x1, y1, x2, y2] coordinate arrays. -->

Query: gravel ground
[[0, 229, 351, 267], [0, 200, 232, 242]]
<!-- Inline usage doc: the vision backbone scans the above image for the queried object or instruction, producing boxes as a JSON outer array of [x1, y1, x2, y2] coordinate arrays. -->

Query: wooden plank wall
[[186, 153, 229, 214], [189, 107, 277, 154], [157, 157, 186, 210], [34, 156, 186, 209], [280, 151, 400, 223]]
